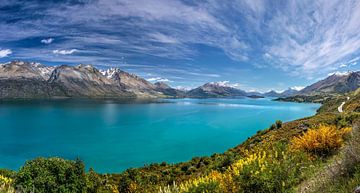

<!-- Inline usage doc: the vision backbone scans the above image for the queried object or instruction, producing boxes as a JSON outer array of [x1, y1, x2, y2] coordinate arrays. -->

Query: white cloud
[[0, 49, 12, 58], [175, 86, 192, 91], [339, 64, 347, 68], [146, 77, 172, 82], [148, 33, 178, 44], [211, 81, 242, 88], [53, 49, 78, 55], [265, 0, 360, 77], [41, 38, 54, 44], [290, 86, 305, 91]]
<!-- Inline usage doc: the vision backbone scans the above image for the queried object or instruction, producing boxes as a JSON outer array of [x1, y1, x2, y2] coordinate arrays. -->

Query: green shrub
[[15, 157, 86, 193], [269, 120, 283, 131], [276, 120, 283, 129]]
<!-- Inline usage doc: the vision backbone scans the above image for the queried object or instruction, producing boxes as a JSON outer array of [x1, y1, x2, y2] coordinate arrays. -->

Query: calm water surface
[[0, 98, 320, 173]]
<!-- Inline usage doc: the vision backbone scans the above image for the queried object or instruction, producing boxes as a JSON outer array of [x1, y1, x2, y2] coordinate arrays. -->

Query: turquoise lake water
[[0, 98, 320, 173]]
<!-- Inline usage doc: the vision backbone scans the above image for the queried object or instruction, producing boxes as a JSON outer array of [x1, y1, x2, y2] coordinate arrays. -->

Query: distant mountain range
[[262, 88, 300, 98], [0, 61, 359, 100]]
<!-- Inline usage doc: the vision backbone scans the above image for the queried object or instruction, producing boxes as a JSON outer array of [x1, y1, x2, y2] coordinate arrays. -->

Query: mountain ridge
[[1, 60, 359, 100], [0, 61, 172, 99], [298, 71, 360, 95]]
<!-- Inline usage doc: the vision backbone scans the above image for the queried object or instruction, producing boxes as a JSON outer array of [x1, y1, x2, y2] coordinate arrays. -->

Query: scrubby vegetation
[[1, 91, 359, 193], [290, 125, 351, 157]]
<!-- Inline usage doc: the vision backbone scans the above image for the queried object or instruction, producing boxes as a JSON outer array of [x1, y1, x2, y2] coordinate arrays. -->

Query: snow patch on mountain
[[327, 71, 353, 77], [30, 62, 55, 79], [100, 68, 120, 79]]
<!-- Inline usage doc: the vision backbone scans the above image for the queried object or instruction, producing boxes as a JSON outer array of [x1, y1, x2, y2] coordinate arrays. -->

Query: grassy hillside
[[1, 91, 359, 193]]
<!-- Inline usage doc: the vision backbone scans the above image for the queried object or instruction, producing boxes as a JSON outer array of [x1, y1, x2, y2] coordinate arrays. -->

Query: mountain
[[48, 65, 134, 98], [0, 61, 54, 80], [0, 61, 56, 98], [186, 82, 247, 98], [154, 82, 186, 98], [298, 71, 360, 95], [277, 71, 360, 103], [263, 88, 299, 98], [0, 61, 182, 99], [281, 88, 299, 97], [263, 90, 282, 97], [100, 68, 162, 97]]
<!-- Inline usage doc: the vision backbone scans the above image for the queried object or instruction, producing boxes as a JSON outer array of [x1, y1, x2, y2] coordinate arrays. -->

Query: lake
[[0, 98, 320, 173]]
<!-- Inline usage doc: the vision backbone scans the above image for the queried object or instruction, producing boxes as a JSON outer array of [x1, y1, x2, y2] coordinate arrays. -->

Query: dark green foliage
[[118, 168, 141, 193], [276, 120, 283, 128], [270, 124, 277, 130], [15, 157, 86, 193], [269, 120, 282, 131]]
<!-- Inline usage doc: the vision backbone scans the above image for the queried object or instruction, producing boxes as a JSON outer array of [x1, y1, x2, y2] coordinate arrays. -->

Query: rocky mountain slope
[[100, 68, 165, 98], [0, 61, 57, 98], [48, 65, 134, 98], [278, 71, 360, 103], [299, 71, 360, 95], [0, 61, 183, 99], [186, 82, 247, 98], [154, 82, 186, 98]]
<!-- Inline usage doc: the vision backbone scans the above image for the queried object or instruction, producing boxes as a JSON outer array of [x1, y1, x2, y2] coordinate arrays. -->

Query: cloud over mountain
[[0, 49, 12, 58]]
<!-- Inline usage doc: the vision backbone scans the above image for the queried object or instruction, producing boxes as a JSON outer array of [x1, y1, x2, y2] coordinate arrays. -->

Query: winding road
[[338, 102, 345, 113], [338, 96, 350, 113]]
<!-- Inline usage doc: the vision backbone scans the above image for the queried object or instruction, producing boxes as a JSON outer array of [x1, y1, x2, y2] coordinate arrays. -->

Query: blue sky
[[0, 0, 359, 91]]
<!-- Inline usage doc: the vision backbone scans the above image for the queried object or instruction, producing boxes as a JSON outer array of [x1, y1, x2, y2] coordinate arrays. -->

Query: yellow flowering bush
[[0, 175, 14, 193], [290, 125, 352, 156]]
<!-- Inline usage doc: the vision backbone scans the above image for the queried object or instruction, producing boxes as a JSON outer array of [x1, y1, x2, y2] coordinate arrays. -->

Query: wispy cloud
[[264, 0, 360, 77], [146, 77, 172, 82], [211, 81, 242, 88], [53, 49, 78, 55], [0, 49, 12, 58], [41, 38, 54, 44], [148, 33, 178, 44]]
